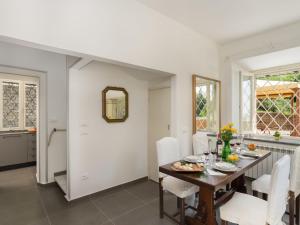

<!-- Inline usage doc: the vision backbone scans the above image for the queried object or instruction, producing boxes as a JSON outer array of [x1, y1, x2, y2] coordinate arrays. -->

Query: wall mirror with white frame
[[192, 74, 221, 134]]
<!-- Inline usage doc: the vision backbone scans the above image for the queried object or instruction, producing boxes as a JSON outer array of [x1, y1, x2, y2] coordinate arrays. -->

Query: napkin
[[206, 168, 226, 176]]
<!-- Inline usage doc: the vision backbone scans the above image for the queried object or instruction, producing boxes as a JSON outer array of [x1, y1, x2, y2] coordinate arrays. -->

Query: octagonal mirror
[[102, 86, 128, 122]]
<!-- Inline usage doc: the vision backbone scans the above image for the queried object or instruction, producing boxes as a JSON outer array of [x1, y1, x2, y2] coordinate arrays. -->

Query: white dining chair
[[220, 155, 291, 225], [252, 148, 300, 225], [157, 137, 198, 225], [192, 131, 210, 155]]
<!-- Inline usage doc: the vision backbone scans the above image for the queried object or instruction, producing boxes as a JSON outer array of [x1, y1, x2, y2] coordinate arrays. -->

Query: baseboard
[[69, 176, 149, 201], [54, 170, 67, 177], [0, 161, 36, 172]]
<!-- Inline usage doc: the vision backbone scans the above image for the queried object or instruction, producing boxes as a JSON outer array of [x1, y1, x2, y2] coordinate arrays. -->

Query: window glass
[[255, 72, 300, 137], [25, 84, 37, 128], [2, 81, 19, 129]]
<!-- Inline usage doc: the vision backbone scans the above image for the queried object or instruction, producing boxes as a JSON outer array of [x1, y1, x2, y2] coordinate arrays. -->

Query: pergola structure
[[256, 83, 300, 136]]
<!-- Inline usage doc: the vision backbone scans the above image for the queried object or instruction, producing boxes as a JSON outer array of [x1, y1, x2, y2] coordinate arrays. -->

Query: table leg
[[231, 174, 247, 193], [185, 186, 216, 225]]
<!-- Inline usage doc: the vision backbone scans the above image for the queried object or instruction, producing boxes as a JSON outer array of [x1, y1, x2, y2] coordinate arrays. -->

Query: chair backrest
[[290, 147, 300, 197], [266, 155, 291, 225], [156, 137, 180, 167], [192, 132, 209, 155]]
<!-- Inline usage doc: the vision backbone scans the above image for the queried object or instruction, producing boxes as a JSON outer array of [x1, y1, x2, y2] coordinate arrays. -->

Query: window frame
[[0, 78, 38, 131], [239, 65, 300, 139]]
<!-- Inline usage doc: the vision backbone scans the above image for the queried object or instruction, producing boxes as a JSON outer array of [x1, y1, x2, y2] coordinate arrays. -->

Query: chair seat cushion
[[162, 176, 198, 199], [220, 192, 268, 225], [252, 174, 271, 194]]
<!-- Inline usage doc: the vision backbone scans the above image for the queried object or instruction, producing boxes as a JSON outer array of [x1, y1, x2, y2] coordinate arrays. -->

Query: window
[[240, 64, 300, 138], [0, 79, 38, 131]]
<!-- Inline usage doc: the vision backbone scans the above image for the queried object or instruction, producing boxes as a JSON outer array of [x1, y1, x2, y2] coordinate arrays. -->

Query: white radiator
[[245, 144, 295, 179]]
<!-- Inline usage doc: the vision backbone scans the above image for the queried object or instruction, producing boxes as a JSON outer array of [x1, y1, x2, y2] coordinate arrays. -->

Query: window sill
[[243, 134, 300, 146], [207, 133, 300, 146]]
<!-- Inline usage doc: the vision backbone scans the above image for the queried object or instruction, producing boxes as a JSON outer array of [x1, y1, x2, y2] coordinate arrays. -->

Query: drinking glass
[[210, 145, 217, 165], [236, 134, 244, 154]]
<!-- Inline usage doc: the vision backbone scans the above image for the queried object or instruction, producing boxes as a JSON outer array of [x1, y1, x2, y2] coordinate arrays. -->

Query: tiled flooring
[[0, 167, 293, 225]]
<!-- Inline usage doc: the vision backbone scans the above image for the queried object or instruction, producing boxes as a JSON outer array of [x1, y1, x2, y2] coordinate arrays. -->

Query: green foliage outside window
[[196, 92, 207, 117]]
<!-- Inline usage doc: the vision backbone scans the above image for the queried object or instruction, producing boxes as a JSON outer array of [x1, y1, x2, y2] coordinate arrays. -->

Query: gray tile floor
[[0, 167, 293, 225]]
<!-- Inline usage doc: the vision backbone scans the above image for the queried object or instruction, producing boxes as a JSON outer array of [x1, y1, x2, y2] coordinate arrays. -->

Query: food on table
[[247, 143, 256, 151], [172, 161, 204, 172], [227, 154, 239, 162]]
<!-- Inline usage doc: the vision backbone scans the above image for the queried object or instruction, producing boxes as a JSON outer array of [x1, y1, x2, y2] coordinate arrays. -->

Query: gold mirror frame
[[102, 86, 129, 123], [192, 74, 221, 134]]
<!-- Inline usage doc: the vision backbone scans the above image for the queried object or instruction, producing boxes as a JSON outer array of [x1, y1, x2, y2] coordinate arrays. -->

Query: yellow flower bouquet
[[221, 122, 237, 142], [221, 123, 237, 161]]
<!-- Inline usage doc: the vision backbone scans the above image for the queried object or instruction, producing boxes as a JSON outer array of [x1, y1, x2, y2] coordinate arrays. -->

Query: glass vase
[[222, 140, 231, 161]]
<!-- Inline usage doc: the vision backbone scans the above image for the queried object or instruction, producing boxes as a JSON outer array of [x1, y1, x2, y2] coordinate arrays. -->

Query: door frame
[[148, 87, 171, 182], [0, 65, 48, 184]]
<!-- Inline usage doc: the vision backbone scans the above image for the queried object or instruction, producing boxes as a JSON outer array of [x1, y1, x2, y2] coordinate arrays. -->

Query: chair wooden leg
[[159, 178, 164, 219], [253, 190, 258, 197], [179, 198, 185, 225], [296, 195, 299, 225], [289, 191, 295, 225], [262, 193, 268, 201], [221, 219, 228, 225]]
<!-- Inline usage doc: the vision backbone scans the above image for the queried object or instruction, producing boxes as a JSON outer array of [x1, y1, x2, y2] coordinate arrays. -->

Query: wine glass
[[236, 134, 243, 154], [210, 145, 217, 165], [204, 150, 210, 164]]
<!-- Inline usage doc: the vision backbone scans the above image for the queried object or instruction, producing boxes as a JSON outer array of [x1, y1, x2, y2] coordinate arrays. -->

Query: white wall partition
[[68, 61, 149, 199], [0, 41, 67, 183]]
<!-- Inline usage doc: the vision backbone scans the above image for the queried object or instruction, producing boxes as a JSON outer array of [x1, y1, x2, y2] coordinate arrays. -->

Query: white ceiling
[[238, 46, 300, 71], [137, 0, 300, 44]]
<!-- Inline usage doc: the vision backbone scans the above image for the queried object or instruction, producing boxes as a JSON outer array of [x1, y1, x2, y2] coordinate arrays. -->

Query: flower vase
[[222, 141, 231, 161]]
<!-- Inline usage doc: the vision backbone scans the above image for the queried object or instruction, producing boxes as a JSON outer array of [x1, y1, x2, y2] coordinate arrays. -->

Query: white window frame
[[239, 71, 256, 134], [239, 63, 300, 139], [0, 78, 38, 131]]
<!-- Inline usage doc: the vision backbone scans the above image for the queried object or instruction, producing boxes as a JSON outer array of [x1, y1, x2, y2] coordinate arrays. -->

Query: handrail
[[48, 128, 67, 146]]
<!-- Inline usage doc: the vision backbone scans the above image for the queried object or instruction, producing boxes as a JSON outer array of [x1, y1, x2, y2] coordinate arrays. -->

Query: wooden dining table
[[159, 150, 271, 225]]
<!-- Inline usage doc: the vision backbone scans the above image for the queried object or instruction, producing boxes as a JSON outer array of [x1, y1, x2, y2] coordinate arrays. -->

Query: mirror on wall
[[102, 86, 128, 123], [192, 75, 221, 134]]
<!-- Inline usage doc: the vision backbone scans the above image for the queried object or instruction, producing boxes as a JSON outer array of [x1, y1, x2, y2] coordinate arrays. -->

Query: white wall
[[0, 41, 67, 183], [220, 21, 300, 126], [69, 61, 148, 199], [0, 0, 219, 158]]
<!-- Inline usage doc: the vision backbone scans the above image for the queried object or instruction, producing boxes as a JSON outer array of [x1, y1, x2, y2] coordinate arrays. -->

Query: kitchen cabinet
[[0, 132, 36, 167]]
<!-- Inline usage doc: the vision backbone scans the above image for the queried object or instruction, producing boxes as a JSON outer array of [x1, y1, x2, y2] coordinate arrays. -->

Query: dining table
[[159, 149, 271, 225]]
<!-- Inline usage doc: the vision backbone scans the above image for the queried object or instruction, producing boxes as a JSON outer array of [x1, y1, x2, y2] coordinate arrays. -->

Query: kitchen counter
[[0, 130, 33, 136]]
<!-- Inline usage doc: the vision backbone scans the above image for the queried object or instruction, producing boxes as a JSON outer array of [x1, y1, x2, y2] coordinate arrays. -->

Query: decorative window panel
[[0, 79, 38, 131], [25, 84, 37, 128], [241, 67, 300, 138], [2, 81, 19, 128], [255, 72, 300, 137]]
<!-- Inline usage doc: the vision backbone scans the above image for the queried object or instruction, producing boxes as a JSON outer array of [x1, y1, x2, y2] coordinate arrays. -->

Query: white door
[[148, 88, 171, 182]]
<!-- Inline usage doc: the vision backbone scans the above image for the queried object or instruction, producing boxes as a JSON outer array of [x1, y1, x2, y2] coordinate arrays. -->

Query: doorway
[[0, 70, 40, 182], [148, 87, 171, 182]]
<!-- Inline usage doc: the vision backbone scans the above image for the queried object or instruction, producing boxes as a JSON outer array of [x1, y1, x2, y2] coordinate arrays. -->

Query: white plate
[[213, 162, 238, 172], [241, 150, 260, 157], [184, 155, 204, 163]]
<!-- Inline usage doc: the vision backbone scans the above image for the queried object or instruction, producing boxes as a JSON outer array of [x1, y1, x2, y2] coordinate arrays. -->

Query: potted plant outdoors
[[221, 123, 237, 161], [273, 131, 281, 141]]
